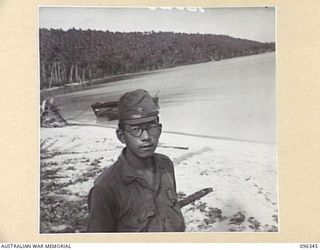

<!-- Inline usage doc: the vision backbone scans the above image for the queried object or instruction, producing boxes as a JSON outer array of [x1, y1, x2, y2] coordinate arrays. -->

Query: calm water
[[54, 52, 275, 144]]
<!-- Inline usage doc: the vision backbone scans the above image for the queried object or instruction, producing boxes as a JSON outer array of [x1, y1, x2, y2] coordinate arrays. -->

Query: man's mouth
[[140, 144, 153, 149]]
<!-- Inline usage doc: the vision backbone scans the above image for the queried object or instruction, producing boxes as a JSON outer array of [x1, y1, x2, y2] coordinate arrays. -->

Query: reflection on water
[[53, 52, 275, 144]]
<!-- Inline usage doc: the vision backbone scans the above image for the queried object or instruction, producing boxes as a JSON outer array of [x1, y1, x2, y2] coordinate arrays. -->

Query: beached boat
[[91, 96, 159, 120]]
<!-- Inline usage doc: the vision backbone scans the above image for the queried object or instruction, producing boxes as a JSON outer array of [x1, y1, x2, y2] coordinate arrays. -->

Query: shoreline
[[73, 122, 274, 145], [40, 52, 275, 99]]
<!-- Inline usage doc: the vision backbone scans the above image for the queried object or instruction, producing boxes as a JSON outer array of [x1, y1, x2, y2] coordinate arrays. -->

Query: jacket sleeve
[[87, 185, 116, 232]]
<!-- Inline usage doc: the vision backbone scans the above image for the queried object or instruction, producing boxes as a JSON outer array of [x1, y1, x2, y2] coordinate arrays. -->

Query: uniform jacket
[[87, 149, 185, 232]]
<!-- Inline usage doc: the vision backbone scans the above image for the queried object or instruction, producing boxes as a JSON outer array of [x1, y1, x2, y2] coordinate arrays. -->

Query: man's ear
[[158, 123, 162, 137], [116, 129, 126, 144]]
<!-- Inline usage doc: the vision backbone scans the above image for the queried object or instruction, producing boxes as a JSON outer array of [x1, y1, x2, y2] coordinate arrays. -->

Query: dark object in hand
[[178, 188, 213, 208]]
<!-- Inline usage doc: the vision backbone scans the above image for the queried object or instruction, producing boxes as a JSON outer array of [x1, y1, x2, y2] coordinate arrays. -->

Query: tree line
[[39, 28, 275, 89]]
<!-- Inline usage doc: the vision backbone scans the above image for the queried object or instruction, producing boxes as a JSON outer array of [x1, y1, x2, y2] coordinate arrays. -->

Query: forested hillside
[[39, 28, 275, 89]]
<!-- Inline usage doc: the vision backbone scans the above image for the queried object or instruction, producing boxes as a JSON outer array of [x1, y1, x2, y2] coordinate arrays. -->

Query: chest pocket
[[118, 207, 156, 232], [150, 166, 185, 231], [153, 184, 185, 232]]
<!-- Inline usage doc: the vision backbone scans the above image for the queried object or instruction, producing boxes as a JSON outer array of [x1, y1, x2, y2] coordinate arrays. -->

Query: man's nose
[[140, 129, 151, 140]]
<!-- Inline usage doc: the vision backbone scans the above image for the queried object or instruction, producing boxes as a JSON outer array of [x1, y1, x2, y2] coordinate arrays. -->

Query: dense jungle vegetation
[[40, 28, 275, 89]]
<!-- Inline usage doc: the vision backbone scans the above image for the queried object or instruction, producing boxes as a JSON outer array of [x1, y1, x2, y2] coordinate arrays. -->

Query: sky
[[39, 7, 275, 43]]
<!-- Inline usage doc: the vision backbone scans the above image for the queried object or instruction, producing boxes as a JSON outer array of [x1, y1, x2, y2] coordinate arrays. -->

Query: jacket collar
[[118, 148, 163, 186]]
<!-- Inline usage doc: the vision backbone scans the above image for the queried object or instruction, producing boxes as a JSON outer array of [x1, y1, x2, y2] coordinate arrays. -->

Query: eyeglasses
[[124, 123, 161, 137]]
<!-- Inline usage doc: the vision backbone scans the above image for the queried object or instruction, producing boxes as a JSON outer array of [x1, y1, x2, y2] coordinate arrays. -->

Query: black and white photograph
[[39, 6, 277, 233]]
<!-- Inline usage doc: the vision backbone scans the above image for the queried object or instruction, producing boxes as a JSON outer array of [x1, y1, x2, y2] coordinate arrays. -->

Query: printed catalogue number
[[300, 244, 318, 249]]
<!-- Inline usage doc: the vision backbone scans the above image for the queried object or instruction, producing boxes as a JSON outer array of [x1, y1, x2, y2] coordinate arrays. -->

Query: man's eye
[[131, 127, 141, 132]]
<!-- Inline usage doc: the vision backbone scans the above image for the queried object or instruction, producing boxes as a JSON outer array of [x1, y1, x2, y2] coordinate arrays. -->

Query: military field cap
[[118, 89, 159, 124]]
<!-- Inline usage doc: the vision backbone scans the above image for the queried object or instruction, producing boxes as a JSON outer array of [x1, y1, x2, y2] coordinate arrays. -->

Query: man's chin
[[137, 150, 155, 159]]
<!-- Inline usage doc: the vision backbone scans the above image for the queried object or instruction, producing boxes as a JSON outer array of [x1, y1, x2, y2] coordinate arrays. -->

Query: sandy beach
[[40, 124, 278, 233], [40, 53, 277, 233]]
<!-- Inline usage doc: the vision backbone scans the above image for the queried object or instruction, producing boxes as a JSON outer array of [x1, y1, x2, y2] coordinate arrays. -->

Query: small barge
[[91, 96, 159, 120]]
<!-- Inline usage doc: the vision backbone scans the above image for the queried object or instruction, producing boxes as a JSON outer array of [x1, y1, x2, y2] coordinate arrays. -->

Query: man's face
[[118, 119, 162, 159]]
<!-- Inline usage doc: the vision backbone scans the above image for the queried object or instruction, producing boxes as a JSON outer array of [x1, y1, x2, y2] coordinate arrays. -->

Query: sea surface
[[53, 52, 276, 144]]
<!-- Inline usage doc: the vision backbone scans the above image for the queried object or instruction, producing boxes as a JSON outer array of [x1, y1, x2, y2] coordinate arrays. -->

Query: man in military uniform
[[87, 89, 185, 232]]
